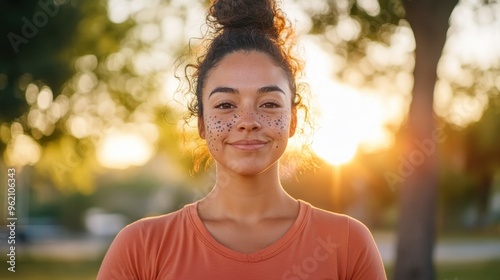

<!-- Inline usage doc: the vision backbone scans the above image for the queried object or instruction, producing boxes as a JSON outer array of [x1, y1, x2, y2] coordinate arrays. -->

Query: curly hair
[[182, 0, 314, 172]]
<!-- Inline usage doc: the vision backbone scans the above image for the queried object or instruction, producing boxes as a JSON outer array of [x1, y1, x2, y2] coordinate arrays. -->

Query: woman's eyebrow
[[257, 85, 285, 95], [209, 87, 238, 98], [209, 85, 285, 99]]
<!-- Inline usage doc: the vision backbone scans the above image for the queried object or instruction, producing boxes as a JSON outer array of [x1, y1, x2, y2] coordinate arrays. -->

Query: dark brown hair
[[187, 0, 303, 118]]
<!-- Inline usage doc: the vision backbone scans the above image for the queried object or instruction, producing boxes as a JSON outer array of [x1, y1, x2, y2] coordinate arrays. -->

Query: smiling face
[[199, 51, 297, 176]]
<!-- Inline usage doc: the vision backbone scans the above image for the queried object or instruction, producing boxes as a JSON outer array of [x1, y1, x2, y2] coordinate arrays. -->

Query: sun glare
[[97, 129, 154, 169], [303, 38, 393, 166]]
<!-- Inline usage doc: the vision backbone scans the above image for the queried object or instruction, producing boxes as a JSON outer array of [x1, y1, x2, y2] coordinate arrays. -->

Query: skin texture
[[197, 51, 299, 253]]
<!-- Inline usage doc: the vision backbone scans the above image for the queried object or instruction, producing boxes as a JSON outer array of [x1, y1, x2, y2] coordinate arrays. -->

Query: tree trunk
[[394, 1, 457, 280]]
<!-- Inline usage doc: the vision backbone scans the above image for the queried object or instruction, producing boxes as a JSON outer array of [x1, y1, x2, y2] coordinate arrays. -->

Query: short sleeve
[[346, 218, 387, 280], [97, 222, 145, 280]]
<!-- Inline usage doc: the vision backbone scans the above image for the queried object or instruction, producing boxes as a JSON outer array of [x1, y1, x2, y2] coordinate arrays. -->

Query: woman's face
[[199, 51, 296, 176]]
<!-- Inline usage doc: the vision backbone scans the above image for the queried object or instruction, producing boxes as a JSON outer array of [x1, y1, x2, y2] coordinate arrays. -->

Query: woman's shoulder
[[301, 200, 373, 239], [303, 200, 351, 224]]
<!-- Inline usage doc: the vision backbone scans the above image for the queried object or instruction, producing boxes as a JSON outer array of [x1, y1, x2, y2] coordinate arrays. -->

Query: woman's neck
[[198, 164, 297, 224]]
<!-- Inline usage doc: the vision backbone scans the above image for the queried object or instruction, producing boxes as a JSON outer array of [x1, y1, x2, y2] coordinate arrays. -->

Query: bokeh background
[[0, 0, 499, 279]]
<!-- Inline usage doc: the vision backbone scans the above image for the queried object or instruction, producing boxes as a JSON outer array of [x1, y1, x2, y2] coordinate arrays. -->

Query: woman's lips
[[229, 139, 268, 150]]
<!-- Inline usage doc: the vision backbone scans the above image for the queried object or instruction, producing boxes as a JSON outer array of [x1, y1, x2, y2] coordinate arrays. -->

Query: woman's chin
[[218, 161, 276, 177]]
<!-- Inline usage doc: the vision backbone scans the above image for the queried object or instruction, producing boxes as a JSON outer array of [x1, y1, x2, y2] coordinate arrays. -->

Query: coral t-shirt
[[97, 200, 386, 280]]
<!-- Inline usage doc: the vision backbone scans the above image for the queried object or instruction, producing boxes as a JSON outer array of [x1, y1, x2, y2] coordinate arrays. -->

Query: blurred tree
[[394, 1, 456, 279], [464, 92, 500, 226], [0, 0, 132, 190], [303, 0, 498, 279], [0, 0, 129, 127], [0, 0, 78, 123], [0, 0, 201, 192], [437, 89, 500, 230]]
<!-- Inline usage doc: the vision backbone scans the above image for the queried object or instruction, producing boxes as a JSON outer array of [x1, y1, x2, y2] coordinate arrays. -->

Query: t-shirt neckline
[[186, 199, 310, 263]]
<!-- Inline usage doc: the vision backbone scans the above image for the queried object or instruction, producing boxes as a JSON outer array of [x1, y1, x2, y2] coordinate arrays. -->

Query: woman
[[97, 0, 387, 279]]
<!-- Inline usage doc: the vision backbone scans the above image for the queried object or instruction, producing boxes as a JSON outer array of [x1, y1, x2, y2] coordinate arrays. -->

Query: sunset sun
[[303, 39, 394, 166]]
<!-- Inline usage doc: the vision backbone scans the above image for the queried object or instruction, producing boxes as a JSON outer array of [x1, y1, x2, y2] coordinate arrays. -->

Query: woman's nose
[[237, 112, 262, 132]]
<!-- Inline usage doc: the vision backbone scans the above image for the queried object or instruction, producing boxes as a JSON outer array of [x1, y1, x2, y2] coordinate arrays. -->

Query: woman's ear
[[198, 115, 206, 139], [289, 106, 297, 138]]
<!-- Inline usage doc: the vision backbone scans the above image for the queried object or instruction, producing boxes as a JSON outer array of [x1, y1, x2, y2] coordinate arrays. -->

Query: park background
[[1, 0, 500, 279]]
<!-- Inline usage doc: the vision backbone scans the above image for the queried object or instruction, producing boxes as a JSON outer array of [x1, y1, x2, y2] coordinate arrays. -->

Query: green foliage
[[305, 0, 407, 88], [465, 94, 500, 166], [0, 0, 133, 169], [1, 0, 77, 122], [0, 0, 130, 123], [0, 0, 192, 192]]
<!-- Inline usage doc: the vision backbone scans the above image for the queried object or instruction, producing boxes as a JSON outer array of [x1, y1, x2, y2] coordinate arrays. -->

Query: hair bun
[[210, 0, 277, 35]]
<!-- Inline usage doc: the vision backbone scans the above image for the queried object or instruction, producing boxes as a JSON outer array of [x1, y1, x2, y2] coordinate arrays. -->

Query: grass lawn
[[0, 257, 101, 280], [1, 257, 499, 279], [385, 259, 500, 280], [436, 260, 500, 280]]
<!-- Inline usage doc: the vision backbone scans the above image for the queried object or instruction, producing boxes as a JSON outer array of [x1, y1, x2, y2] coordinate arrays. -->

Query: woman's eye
[[214, 102, 235, 109], [261, 102, 281, 108]]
